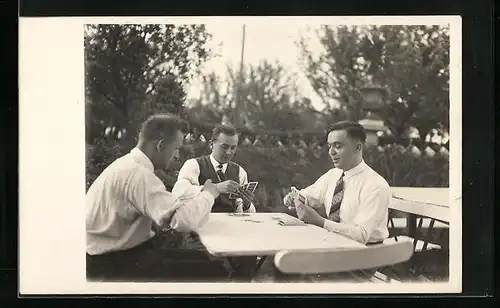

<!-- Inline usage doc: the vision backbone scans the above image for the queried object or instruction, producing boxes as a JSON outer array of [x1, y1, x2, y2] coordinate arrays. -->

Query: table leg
[[437, 225, 449, 250], [226, 256, 262, 281], [421, 219, 436, 252], [407, 213, 417, 239], [255, 256, 267, 272], [412, 217, 424, 251], [414, 219, 436, 276], [388, 210, 398, 241]]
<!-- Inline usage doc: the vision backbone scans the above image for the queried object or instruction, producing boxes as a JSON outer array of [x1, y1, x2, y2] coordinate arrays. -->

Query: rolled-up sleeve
[[299, 171, 331, 207], [172, 158, 202, 198], [129, 170, 215, 233], [323, 185, 391, 244]]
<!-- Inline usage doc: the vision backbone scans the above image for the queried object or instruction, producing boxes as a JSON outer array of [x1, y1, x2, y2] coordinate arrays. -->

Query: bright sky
[[186, 22, 326, 110]]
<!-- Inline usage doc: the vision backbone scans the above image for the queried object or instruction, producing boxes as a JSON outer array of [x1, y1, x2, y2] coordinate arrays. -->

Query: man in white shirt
[[277, 121, 391, 281], [172, 124, 256, 213], [285, 121, 391, 246], [86, 114, 229, 282]]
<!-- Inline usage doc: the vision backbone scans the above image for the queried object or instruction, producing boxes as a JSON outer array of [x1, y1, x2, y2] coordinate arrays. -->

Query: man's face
[[327, 130, 360, 171], [211, 133, 238, 163], [155, 130, 184, 170]]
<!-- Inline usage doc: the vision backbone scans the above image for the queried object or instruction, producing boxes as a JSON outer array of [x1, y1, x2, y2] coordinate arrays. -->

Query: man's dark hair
[[139, 114, 189, 142], [327, 121, 367, 143], [211, 124, 238, 141]]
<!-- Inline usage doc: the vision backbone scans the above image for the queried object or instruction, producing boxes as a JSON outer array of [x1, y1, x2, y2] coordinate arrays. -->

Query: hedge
[[86, 139, 449, 213]]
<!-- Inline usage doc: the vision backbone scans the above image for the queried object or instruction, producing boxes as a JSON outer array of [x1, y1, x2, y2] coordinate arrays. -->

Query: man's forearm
[[322, 219, 369, 244], [169, 191, 215, 232]]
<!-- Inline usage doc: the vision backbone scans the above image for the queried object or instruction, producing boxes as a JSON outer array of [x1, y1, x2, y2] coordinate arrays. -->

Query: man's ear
[[156, 139, 165, 152], [356, 142, 363, 152]]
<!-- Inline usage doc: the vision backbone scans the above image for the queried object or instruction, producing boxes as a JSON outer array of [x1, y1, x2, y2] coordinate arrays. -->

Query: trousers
[[86, 235, 230, 282]]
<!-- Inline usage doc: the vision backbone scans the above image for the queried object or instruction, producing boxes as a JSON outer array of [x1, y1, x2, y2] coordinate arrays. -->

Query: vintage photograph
[[84, 18, 455, 287]]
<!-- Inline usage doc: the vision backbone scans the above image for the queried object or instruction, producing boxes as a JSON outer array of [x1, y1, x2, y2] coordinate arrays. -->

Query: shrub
[[85, 139, 131, 191], [86, 139, 449, 212]]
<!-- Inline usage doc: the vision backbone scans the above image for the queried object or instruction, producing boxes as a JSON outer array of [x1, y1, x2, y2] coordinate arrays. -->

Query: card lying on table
[[227, 213, 250, 217], [228, 182, 258, 199], [277, 217, 306, 226]]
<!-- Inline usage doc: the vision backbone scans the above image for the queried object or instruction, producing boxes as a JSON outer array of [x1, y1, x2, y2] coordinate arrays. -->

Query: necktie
[[216, 164, 226, 182], [328, 172, 345, 222]]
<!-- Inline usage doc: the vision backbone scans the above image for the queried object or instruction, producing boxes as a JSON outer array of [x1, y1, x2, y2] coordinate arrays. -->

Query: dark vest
[[196, 156, 241, 212]]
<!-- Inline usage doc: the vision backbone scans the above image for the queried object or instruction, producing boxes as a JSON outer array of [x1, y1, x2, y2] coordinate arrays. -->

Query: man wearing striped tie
[[279, 121, 391, 282], [284, 121, 391, 246]]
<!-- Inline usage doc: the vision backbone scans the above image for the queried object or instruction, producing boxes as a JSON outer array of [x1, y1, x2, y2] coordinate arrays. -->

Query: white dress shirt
[[172, 154, 256, 213], [86, 148, 216, 255], [298, 160, 390, 244]]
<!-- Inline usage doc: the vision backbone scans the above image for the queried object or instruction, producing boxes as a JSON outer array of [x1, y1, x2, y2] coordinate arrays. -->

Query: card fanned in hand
[[229, 182, 258, 199]]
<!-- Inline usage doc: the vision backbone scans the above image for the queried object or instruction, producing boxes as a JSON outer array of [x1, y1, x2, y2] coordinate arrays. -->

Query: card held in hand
[[291, 186, 306, 204], [228, 182, 258, 199]]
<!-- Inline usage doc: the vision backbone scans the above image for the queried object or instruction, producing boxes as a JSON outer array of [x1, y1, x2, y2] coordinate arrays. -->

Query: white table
[[196, 212, 364, 258], [390, 187, 450, 223], [388, 187, 450, 276]]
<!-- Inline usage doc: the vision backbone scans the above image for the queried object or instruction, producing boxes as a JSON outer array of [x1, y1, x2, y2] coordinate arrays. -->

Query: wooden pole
[[234, 24, 246, 127]]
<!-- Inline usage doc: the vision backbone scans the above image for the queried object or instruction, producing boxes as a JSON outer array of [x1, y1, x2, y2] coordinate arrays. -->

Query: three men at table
[[86, 113, 390, 281], [284, 121, 390, 245]]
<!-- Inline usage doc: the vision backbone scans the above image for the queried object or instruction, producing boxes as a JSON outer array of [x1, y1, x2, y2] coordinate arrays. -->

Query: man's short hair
[[327, 121, 367, 144], [139, 114, 189, 142], [211, 124, 238, 141]]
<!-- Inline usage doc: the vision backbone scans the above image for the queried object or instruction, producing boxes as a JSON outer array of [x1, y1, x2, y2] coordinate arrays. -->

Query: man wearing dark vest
[[173, 124, 256, 213], [172, 125, 257, 281]]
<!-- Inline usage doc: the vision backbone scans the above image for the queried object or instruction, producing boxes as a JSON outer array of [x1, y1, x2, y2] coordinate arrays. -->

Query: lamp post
[[358, 82, 389, 147]]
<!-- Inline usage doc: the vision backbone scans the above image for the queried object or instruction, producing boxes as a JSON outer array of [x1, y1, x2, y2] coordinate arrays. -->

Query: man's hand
[[215, 180, 240, 194], [202, 179, 221, 199], [296, 201, 325, 227], [283, 192, 295, 209]]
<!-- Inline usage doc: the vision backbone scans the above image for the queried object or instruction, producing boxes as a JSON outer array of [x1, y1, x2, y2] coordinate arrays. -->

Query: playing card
[[277, 217, 306, 226], [229, 182, 258, 199], [291, 186, 306, 204], [228, 213, 250, 217]]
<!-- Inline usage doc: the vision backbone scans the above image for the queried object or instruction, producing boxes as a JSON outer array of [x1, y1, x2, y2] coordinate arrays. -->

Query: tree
[[300, 25, 450, 138], [186, 60, 322, 132], [85, 24, 212, 144]]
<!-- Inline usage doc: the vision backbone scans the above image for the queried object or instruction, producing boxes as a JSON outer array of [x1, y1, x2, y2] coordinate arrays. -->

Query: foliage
[[300, 25, 450, 138], [185, 60, 325, 132], [85, 24, 212, 144], [87, 140, 449, 212]]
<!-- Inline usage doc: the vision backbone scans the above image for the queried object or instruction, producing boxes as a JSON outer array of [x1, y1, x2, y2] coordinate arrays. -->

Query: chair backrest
[[274, 241, 413, 274]]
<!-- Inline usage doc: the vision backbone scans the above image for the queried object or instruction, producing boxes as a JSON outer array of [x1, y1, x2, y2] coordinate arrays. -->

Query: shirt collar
[[343, 160, 367, 179], [130, 147, 154, 172], [209, 154, 227, 170]]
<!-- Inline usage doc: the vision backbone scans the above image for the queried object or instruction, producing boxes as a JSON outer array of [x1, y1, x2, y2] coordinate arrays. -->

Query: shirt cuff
[[323, 218, 337, 231], [244, 203, 257, 213], [198, 190, 216, 204]]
